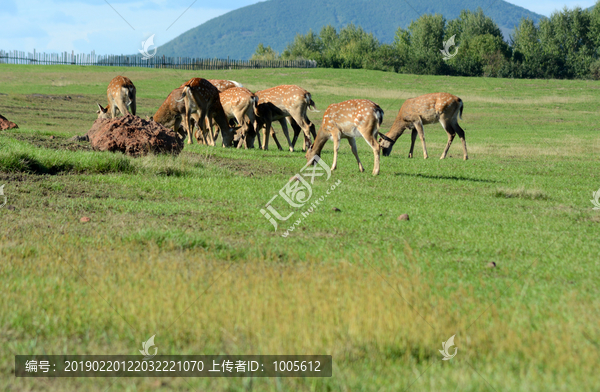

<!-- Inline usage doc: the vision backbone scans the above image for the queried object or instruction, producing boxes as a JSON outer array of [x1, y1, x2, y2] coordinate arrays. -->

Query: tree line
[[252, 5, 600, 80]]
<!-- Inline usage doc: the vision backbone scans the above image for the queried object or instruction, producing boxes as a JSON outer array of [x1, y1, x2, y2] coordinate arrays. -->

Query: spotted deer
[[254, 85, 316, 152], [178, 78, 237, 147], [216, 87, 259, 149], [152, 87, 199, 139], [378, 92, 468, 160], [306, 99, 384, 176], [96, 76, 136, 119], [207, 79, 243, 92]]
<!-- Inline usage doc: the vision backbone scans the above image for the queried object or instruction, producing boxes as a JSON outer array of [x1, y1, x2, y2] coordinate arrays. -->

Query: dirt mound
[[0, 114, 18, 130], [86, 114, 183, 157]]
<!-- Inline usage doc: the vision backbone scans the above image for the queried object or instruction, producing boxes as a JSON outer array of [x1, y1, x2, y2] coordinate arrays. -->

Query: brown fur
[[179, 78, 236, 146], [379, 92, 468, 160], [254, 85, 316, 152], [306, 99, 383, 176], [97, 76, 136, 119]]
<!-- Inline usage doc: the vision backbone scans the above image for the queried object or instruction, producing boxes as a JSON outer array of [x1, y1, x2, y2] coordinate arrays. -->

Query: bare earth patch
[[86, 114, 183, 157]]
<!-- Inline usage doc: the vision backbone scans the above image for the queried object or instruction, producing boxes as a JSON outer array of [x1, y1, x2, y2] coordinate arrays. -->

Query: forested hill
[[157, 0, 543, 59]]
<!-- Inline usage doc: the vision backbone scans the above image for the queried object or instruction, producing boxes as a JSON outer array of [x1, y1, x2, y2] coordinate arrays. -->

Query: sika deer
[[254, 85, 316, 152], [178, 78, 237, 147], [306, 99, 384, 176], [207, 79, 243, 92], [97, 76, 136, 119], [152, 87, 199, 139], [378, 92, 468, 160], [217, 87, 258, 148]]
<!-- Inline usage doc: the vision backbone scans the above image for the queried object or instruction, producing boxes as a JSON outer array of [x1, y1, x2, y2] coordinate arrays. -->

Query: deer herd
[[97, 75, 469, 176]]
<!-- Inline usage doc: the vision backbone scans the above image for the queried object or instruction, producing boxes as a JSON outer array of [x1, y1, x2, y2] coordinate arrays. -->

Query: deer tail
[[374, 106, 384, 127], [458, 98, 463, 120], [306, 93, 319, 112]]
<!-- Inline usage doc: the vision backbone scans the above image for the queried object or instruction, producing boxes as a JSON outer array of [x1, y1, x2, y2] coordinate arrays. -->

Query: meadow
[[1, 64, 600, 391]]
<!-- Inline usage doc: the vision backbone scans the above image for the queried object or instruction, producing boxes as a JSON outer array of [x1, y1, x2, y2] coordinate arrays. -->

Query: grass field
[[1, 64, 600, 391]]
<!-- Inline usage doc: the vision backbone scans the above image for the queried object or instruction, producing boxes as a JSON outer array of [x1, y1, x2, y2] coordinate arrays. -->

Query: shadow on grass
[[393, 172, 498, 183]]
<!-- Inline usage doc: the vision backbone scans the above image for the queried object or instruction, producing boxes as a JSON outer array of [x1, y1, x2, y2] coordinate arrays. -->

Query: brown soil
[[86, 114, 183, 157]]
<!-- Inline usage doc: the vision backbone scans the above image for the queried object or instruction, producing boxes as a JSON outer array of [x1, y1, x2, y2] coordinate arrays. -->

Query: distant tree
[[251, 43, 280, 60], [281, 30, 323, 61], [444, 9, 509, 76], [398, 13, 448, 74]]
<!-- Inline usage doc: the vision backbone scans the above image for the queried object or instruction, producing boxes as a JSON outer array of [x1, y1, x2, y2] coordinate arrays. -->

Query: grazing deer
[[152, 87, 200, 139], [254, 85, 316, 152], [306, 99, 384, 176], [97, 76, 136, 119], [207, 79, 243, 92], [216, 87, 259, 149], [178, 78, 237, 147], [378, 92, 468, 160]]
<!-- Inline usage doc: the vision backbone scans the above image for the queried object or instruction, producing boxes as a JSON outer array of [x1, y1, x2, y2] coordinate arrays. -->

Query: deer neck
[[384, 116, 408, 142], [307, 129, 329, 159]]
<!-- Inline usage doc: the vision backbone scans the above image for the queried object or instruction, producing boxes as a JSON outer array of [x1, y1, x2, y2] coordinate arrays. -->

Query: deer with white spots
[[254, 85, 316, 152], [96, 76, 136, 119], [178, 78, 237, 147], [207, 79, 243, 92], [306, 99, 384, 176], [216, 87, 260, 148], [378, 92, 468, 160]]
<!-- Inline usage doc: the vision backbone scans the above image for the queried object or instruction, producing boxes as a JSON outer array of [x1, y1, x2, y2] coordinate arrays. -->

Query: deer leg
[[196, 111, 209, 145], [278, 119, 294, 152], [129, 100, 136, 116], [409, 128, 417, 158], [454, 123, 468, 160], [348, 137, 364, 173], [363, 131, 381, 176], [289, 117, 302, 151], [255, 121, 263, 150], [110, 100, 118, 119], [415, 121, 428, 159], [440, 120, 455, 159], [184, 105, 194, 145], [331, 131, 341, 171], [270, 128, 283, 151], [203, 117, 216, 146], [261, 120, 271, 150], [291, 114, 314, 152]]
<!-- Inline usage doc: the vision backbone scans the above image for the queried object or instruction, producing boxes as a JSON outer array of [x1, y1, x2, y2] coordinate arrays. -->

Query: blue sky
[[0, 0, 596, 56]]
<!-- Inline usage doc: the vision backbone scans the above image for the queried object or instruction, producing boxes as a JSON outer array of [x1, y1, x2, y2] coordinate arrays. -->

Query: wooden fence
[[0, 50, 318, 70]]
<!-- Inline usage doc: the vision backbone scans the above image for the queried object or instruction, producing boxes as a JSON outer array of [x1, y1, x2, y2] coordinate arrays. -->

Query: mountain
[[157, 0, 544, 60]]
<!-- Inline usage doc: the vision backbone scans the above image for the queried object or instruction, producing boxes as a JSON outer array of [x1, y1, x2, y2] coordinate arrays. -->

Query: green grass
[[1, 64, 600, 391]]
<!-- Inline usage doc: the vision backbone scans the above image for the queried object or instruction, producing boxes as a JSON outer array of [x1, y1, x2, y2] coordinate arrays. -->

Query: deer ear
[[97, 103, 107, 113]]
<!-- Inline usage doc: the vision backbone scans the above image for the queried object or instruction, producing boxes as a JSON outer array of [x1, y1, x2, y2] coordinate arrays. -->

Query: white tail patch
[[175, 87, 188, 103], [229, 80, 243, 88]]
